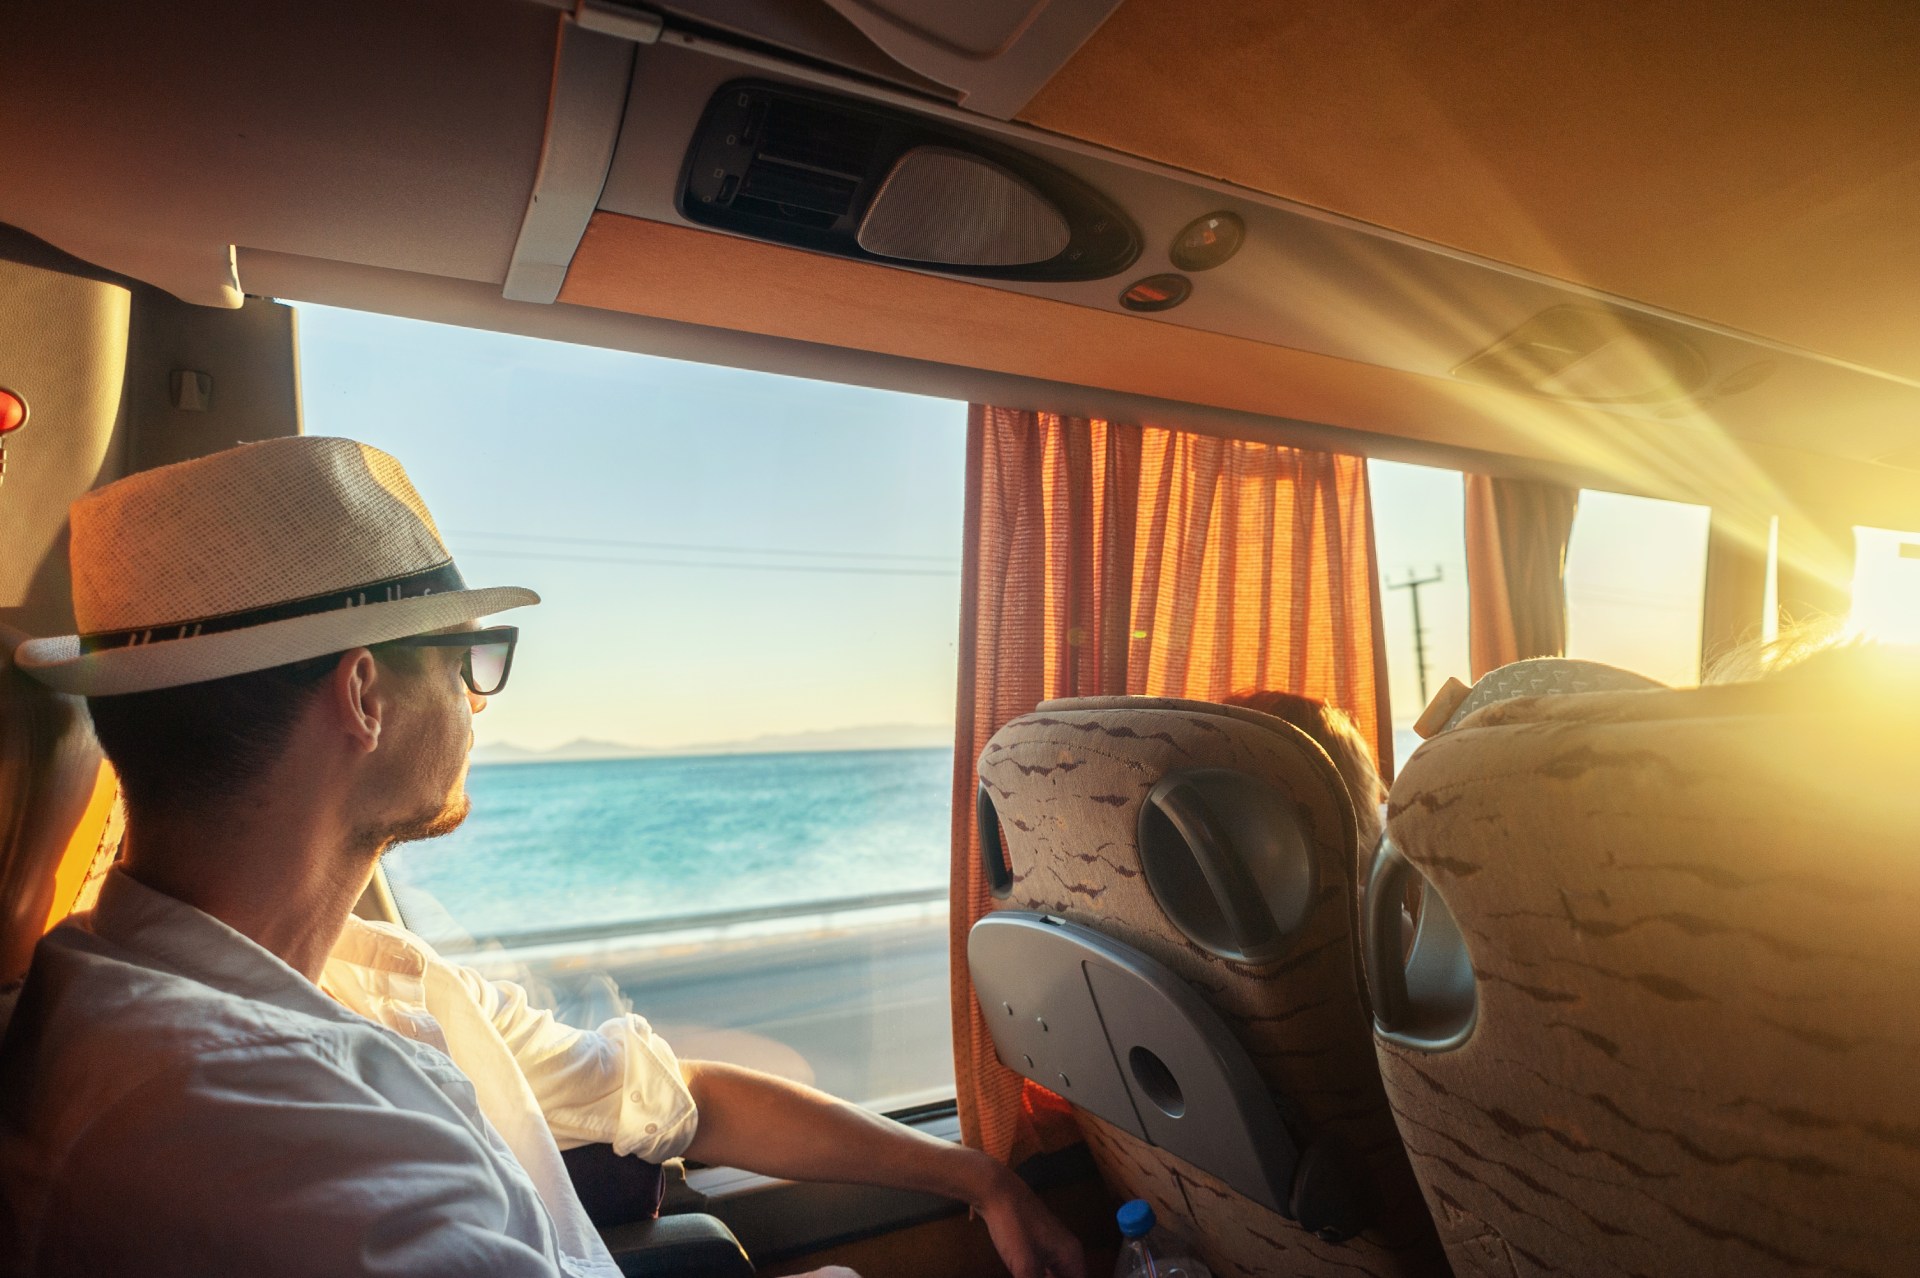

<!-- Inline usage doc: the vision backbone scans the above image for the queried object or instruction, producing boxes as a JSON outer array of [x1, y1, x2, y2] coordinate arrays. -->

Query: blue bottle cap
[[1117, 1199, 1156, 1239]]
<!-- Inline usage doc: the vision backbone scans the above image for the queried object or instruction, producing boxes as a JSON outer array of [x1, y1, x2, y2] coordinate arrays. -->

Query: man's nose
[[467, 688, 488, 714]]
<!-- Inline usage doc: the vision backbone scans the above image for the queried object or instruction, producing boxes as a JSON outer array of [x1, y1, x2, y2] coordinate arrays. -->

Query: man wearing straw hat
[[0, 438, 1082, 1278]]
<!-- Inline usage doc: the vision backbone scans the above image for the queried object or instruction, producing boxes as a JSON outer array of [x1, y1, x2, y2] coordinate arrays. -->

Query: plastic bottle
[[1113, 1199, 1212, 1278]]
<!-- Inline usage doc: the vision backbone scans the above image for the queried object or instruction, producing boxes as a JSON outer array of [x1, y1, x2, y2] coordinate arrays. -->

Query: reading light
[[1170, 212, 1244, 272]]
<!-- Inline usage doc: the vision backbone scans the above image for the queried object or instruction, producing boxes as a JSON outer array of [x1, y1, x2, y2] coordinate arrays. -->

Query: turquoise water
[[382, 747, 955, 943]]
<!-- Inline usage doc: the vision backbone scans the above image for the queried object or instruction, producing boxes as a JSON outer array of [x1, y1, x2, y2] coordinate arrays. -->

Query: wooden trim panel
[[559, 213, 1920, 529]]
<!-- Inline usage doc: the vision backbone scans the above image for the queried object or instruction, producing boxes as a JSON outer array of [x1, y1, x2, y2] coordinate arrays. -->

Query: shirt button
[[630, 1090, 645, 1102], [645, 1122, 659, 1134]]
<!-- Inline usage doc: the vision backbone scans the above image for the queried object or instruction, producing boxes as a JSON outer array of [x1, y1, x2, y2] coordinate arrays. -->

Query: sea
[[380, 747, 955, 945], [384, 732, 1426, 948]]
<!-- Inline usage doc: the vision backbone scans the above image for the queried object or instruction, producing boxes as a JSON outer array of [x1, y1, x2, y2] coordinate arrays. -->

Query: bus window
[[1563, 490, 1711, 686], [298, 304, 965, 1113], [1368, 459, 1470, 764], [1848, 525, 1920, 645]]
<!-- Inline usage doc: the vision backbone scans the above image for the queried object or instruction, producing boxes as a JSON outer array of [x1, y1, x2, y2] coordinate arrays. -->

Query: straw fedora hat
[[17, 436, 538, 696]]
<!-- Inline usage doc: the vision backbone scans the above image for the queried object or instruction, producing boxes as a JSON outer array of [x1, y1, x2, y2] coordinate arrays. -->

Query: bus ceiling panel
[[242, 243, 1920, 534], [0, 0, 560, 306], [1016, 0, 1920, 385]]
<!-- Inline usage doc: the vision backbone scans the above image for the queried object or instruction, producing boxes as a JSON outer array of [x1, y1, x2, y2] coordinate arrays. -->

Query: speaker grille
[[857, 146, 1071, 267]]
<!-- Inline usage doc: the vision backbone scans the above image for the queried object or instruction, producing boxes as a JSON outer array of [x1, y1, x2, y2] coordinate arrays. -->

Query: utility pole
[[1388, 567, 1445, 706]]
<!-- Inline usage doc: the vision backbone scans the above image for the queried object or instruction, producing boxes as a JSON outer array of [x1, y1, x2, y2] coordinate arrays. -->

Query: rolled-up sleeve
[[449, 963, 699, 1162]]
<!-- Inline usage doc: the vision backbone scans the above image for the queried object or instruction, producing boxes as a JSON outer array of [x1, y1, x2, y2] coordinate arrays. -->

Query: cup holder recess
[[1129, 1045, 1185, 1118], [1137, 769, 1317, 965]]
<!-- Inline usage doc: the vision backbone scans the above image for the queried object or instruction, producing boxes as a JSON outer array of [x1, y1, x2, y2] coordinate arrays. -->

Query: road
[[471, 916, 956, 1109]]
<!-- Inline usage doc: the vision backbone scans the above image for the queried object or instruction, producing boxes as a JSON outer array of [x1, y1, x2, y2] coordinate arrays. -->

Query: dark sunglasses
[[378, 625, 518, 696]]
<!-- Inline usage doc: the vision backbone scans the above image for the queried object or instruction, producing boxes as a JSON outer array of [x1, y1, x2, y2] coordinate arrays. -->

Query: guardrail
[[432, 885, 948, 956]]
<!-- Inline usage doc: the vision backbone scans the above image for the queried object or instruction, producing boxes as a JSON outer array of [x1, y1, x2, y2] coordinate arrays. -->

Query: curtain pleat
[[951, 406, 1390, 1164], [1464, 474, 1580, 680]]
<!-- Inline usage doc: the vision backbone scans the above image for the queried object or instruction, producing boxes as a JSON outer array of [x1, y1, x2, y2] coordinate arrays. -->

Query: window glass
[[298, 303, 964, 1111], [1368, 460, 1470, 766], [1848, 525, 1920, 645], [1563, 490, 1710, 685]]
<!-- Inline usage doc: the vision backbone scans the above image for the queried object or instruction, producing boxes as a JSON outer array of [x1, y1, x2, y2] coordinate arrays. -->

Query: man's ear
[[328, 649, 385, 753]]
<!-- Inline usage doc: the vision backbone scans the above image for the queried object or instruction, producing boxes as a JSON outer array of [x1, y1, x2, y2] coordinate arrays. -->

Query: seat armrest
[[602, 1213, 754, 1278]]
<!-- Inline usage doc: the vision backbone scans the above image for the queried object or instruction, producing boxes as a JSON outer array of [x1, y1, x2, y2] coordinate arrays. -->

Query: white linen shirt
[[0, 869, 698, 1278]]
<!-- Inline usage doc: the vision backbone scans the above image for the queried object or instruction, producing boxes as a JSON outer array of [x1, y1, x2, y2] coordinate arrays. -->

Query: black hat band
[[79, 561, 469, 653]]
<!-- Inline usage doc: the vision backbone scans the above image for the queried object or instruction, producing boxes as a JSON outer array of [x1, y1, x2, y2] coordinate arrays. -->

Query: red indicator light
[[0, 388, 25, 435], [1120, 273, 1192, 313]]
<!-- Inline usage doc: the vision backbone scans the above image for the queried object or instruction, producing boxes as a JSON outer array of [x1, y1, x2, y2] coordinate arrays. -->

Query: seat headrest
[[1, 628, 123, 982], [1440, 657, 1665, 734]]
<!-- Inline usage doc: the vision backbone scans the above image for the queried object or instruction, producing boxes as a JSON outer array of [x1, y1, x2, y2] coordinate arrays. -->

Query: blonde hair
[[1223, 689, 1384, 851], [1703, 614, 1851, 685]]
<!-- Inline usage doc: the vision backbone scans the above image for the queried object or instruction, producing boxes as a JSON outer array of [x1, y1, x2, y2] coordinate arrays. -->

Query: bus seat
[[1369, 666, 1920, 1276], [972, 696, 1445, 1277], [0, 624, 124, 989]]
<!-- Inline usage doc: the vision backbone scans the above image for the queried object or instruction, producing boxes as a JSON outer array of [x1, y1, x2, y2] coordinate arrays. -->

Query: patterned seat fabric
[[1378, 674, 1920, 1276], [980, 696, 1446, 1277], [1441, 657, 1662, 733]]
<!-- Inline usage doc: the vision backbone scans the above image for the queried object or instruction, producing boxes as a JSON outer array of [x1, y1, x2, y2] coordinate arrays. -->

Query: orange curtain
[[1463, 474, 1580, 680], [951, 406, 1390, 1164]]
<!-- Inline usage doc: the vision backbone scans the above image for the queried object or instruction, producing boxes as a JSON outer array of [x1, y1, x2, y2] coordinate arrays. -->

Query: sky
[[298, 302, 1737, 750], [1367, 463, 1711, 722], [297, 304, 967, 752]]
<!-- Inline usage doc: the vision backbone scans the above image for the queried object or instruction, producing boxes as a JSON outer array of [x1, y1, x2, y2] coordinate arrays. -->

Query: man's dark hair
[[86, 652, 345, 817]]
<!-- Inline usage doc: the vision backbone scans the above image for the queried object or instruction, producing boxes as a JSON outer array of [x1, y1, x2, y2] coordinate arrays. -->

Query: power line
[[448, 528, 952, 565], [459, 547, 958, 578]]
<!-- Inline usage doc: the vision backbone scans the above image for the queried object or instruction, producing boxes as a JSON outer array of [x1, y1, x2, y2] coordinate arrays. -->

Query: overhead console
[[564, 31, 1920, 490], [678, 83, 1138, 281]]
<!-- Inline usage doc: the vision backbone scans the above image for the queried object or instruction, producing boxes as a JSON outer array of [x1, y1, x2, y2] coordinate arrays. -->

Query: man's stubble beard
[[385, 790, 473, 848], [357, 788, 472, 856], [410, 790, 474, 842]]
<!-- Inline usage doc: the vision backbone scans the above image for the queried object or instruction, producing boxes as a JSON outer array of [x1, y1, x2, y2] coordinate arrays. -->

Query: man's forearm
[[676, 1060, 995, 1204], [675, 1060, 1086, 1278]]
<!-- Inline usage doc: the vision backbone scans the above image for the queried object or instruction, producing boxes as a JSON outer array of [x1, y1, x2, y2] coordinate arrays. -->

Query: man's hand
[[971, 1156, 1087, 1278], [679, 1061, 1085, 1278]]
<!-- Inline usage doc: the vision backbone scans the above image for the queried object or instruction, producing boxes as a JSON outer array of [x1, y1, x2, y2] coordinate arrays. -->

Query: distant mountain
[[471, 739, 644, 764], [471, 723, 952, 765]]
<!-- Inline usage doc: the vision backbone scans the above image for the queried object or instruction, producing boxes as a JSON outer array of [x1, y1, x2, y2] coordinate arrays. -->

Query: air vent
[[728, 97, 880, 229], [1454, 306, 1712, 405], [679, 82, 1138, 281]]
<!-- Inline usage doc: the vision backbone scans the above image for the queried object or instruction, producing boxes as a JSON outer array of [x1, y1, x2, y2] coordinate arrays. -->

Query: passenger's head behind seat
[[1223, 689, 1384, 850]]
